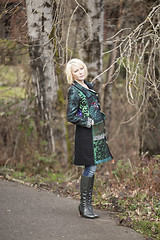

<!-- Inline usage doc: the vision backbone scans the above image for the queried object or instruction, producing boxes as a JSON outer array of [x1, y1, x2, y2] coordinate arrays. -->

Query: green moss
[[102, 49, 110, 68], [49, 26, 55, 40], [57, 88, 65, 109], [65, 119, 72, 166]]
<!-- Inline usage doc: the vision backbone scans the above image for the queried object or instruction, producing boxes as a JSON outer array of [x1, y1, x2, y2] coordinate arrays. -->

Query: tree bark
[[75, 0, 104, 95], [103, 0, 125, 137], [139, 52, 160, 157], [25, 0, 59, 153], [139, 91, 160, 157]]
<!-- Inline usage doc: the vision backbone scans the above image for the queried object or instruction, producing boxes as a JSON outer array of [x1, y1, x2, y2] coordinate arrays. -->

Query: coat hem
[[73, 156, 113, 166], [94, 156, 113, 165]]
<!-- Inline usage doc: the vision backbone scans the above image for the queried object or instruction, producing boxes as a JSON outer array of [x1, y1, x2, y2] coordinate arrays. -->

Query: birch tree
[[25, 0, 59, 153], [78, 0, 104, 94], [65, 0, 104, 94]]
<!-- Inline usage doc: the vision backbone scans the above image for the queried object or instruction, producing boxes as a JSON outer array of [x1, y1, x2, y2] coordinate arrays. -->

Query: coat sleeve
[[67, 86, 92, 128]]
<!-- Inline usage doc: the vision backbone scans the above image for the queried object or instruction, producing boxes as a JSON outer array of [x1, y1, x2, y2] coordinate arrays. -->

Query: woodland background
[[0, 0, 160, 239]]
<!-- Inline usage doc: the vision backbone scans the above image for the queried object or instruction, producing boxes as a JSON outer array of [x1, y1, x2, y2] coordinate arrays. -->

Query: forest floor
[[0, 157, 159, 240]]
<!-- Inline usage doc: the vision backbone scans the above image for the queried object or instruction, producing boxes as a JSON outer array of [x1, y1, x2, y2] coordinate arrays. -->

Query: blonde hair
[[65, 58, 88, 84]]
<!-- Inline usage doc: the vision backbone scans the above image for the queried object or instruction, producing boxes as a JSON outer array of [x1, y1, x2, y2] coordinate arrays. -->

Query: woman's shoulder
[[67, 85, 80, 100], [68, 84, 78, 93]]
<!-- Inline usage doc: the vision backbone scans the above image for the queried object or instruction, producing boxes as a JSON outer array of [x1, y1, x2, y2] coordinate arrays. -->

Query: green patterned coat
[[67, 81, 113, 166]]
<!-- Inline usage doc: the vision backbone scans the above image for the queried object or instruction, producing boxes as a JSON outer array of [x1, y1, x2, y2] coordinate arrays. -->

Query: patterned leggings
[[82, 165, 97, 177]]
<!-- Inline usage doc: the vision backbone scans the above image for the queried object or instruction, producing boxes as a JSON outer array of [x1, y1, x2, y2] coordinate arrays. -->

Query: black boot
[[79, 175, 95, 219], [87, 176, 99, 218]]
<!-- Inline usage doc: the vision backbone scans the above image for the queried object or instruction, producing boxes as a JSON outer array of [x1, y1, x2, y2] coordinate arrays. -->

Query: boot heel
[[78, 205, 82, 216]]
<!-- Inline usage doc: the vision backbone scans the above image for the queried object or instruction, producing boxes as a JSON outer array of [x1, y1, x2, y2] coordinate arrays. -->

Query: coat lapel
[[73, 81, 97, 98]]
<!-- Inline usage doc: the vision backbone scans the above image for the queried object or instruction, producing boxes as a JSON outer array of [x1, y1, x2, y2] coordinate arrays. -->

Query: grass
[[134, 220, 160, 239], [0, 65, 25, 86], [0, 85, 26, 100], [0, 63, 27, 101], [0, 166, 65, 187]]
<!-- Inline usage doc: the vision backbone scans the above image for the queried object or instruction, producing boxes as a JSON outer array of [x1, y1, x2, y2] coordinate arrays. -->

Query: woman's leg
[[83, 165, 98, 218], [79, 165, 99, 218], [82, 165, 97, 177]]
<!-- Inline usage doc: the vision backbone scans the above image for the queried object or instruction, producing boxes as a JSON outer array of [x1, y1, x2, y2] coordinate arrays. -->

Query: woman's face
[[71, 64, 85, 82]]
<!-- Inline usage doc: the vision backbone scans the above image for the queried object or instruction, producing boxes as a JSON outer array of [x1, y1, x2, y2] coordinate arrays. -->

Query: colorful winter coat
[[67, 80, 113, 166]]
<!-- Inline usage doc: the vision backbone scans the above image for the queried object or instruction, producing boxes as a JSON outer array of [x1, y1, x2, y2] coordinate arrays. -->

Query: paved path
[[0, 179, 145, 240]]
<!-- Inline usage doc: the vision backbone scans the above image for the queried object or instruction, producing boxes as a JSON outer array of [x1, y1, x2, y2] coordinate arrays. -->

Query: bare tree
[[94, 3, 160, 156]]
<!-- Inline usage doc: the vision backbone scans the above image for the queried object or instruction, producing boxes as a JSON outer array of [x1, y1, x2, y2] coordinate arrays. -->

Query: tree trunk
[[139, 52, 160, 157], [25, 0, 59, 153], [75, 0, 104, 95], [102, 45, 117, 137], [139, 91, 160, 157], [103, 0, 125, 137]]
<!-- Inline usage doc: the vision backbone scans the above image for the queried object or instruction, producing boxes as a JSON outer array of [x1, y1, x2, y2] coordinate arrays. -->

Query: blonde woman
[[66, 58, 113, 219]]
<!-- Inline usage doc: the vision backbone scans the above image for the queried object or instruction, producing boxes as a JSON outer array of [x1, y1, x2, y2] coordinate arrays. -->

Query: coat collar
[[73, 81, 96, 98]]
